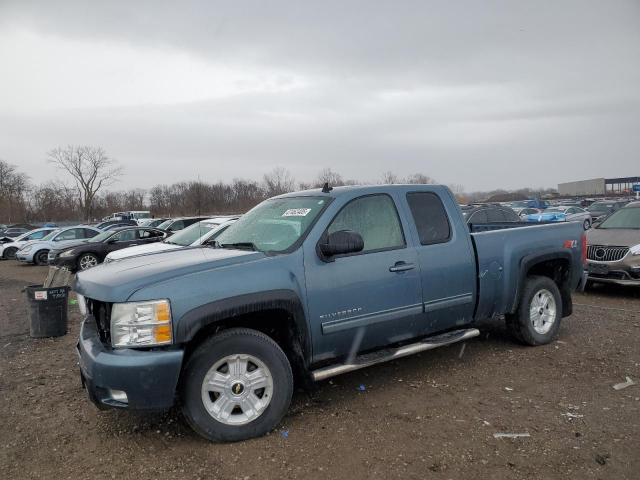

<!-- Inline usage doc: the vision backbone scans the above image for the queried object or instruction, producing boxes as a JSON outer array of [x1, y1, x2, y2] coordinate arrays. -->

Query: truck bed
[[470, 221, 584, 321]]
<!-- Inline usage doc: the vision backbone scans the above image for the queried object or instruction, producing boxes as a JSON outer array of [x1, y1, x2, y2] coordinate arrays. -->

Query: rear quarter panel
[[472, 222, 584, 320]]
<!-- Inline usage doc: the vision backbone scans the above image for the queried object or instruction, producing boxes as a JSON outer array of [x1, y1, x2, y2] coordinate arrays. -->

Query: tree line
[[1, 144, 551, 224]]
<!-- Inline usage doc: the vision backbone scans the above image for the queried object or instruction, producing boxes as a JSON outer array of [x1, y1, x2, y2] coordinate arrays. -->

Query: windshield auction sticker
[[282, 208, 312, 217]]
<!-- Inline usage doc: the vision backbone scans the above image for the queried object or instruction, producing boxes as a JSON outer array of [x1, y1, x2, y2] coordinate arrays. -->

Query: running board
[[311, 328, 480, 382]]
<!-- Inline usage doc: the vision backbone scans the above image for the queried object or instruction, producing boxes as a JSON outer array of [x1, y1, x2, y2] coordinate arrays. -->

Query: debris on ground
[[595, 453, 610, 466], [358, 384, 366, 391], [504, 387, 514, 391], [613, 376, 635, 391], [493, 432, 530, 439], [458, 343, 466, 359], [280, 430, 289, 439], [562, 412, 584, 419]]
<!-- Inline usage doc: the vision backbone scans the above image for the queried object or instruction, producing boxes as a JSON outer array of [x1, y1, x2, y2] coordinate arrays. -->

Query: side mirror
[[318, 230, 364, 261]]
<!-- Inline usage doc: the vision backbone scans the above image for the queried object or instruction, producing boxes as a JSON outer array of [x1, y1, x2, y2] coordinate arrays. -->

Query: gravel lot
[[1, 260, 639, 480]]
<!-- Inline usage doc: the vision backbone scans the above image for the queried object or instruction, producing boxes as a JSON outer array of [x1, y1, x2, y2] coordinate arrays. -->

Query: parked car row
[[2, 215, 240, 272], [459, 197, 636, 231]]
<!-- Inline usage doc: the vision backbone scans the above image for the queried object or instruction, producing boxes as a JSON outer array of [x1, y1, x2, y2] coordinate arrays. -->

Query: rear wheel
[[506, 275, 562, 345], [3, 247, 17, 260], [78, 253, 99, 271], [181, 328, 293, 442], [34, 250, 49, 266]]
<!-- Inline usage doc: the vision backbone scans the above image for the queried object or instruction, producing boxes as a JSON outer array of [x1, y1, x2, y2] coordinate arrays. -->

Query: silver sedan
[[546, 206, 593, 229]]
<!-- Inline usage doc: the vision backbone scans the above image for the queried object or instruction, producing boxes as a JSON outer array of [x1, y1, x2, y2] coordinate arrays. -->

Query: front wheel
[[181, 328, 293, 442], [506, 275, 562, 346], [78, 253, 99, 271], [3, 247, 17, 260], [34, 250, 49, 266]]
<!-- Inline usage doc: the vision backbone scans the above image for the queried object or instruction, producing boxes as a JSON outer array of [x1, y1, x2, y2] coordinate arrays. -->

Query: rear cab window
[[406, 192, 451, 245]]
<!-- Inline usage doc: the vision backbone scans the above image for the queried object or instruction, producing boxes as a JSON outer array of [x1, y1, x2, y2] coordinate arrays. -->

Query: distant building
[[558, 177, 640, 197], [558, 178, 605, 196]]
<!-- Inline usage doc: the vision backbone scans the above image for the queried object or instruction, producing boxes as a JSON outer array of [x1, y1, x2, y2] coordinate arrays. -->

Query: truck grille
[[587, 245, 629, 262], [88, 299, 112, 345]]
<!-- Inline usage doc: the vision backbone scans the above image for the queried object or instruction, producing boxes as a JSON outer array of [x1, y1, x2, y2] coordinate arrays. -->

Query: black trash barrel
[[25, 285, 70, 338]]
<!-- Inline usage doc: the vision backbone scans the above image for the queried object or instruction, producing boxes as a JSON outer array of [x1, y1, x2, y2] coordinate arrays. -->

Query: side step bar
[[311, 328, 480, 382]]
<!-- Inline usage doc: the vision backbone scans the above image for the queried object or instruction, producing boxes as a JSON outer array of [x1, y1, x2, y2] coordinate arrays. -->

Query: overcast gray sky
[[1, 1, 639, 192]]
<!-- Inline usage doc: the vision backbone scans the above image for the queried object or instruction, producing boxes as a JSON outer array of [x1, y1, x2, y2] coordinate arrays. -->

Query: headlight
[[630, 244, 640, 256], [110, 299, 173, 348], [20, 245, 32, 253], [60, 249, 75, 257], [104, 256, 113, 263]]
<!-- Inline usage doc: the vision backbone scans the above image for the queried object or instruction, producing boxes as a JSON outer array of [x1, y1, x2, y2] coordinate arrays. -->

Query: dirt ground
[[1, 261, 639, 480]]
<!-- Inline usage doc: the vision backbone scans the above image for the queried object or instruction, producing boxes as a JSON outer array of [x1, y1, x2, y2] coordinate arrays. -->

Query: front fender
[[174, 289, 310, 365]]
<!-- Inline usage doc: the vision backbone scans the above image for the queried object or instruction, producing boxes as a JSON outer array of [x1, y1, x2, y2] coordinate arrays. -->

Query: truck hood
[[74, 246, 263, 302], [587, 228, 640, 247]]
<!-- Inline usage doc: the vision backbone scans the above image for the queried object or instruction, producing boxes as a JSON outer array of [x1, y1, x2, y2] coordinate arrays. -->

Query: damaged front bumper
[[77, 315, 184, 410]]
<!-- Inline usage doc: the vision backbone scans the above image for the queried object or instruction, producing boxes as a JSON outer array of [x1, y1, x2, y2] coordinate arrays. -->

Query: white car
[[0, 227, 58, 260], [16, 226, 101, 265], [103, 217, 239, 263]]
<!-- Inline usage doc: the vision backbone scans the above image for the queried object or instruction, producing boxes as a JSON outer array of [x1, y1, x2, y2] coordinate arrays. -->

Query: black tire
[[506, 275, 563, 346], [583, 219, 591, 230], [34, 250, 49, 266], [3, 247, 17, 260], [181, 328, 293, 442], [77, 252, 100, 271]]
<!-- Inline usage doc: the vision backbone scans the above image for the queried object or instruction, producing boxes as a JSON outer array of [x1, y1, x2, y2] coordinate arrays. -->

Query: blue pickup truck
[[74, 185, 587, 441]]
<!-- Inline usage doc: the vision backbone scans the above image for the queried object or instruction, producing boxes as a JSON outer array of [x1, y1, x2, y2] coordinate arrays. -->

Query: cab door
[[303, 193, 424, 363], [403, 191, 477, 334]]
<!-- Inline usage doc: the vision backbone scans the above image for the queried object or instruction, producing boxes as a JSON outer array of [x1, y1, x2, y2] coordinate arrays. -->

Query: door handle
[[389, 262, 415, 272]]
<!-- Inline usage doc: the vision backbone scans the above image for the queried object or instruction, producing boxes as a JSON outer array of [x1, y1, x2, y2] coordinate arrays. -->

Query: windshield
[[157, 220, 172, 230], [91, 230, 117, 242], [588, 203, 614, 212], [16, 230, 36, 241], [215, 196, 328, 252], [165, 221, 219, 246], [40, 230, 60, 241], [545, 207, 565, 213], [598, 208, 640, 229]]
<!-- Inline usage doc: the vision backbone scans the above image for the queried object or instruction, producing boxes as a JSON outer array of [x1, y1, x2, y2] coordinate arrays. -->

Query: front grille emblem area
[[587, 245, 629, 262]]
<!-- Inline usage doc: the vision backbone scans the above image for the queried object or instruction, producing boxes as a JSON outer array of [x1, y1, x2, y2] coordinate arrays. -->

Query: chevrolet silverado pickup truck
[[74, 184, 587, 442]]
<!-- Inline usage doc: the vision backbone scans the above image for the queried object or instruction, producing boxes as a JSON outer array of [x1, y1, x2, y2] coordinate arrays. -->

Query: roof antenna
[[322, 182, 333, 193]]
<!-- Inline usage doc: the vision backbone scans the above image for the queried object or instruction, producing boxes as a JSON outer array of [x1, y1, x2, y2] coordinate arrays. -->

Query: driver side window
[[327, 194, 405, 254]]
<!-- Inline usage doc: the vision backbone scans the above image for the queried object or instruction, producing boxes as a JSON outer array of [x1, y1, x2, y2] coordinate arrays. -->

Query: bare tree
[[314, 168, 344, 187], [263, 167, 295, 196], [0, 159, 29, 222], [48, 146, 123, 221], [406, 173, 436, 185], [381, 171, 400, 184]]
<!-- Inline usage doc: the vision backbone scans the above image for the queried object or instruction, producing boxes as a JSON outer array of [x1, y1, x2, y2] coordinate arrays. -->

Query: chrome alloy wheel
[[201, 354, 274, 426], [529, 289, 557, 334], [79, 254, 98, 270]]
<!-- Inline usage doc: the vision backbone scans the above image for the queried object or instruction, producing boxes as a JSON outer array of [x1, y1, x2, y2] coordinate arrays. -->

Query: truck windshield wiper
[[219, 242, 259, 251]]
